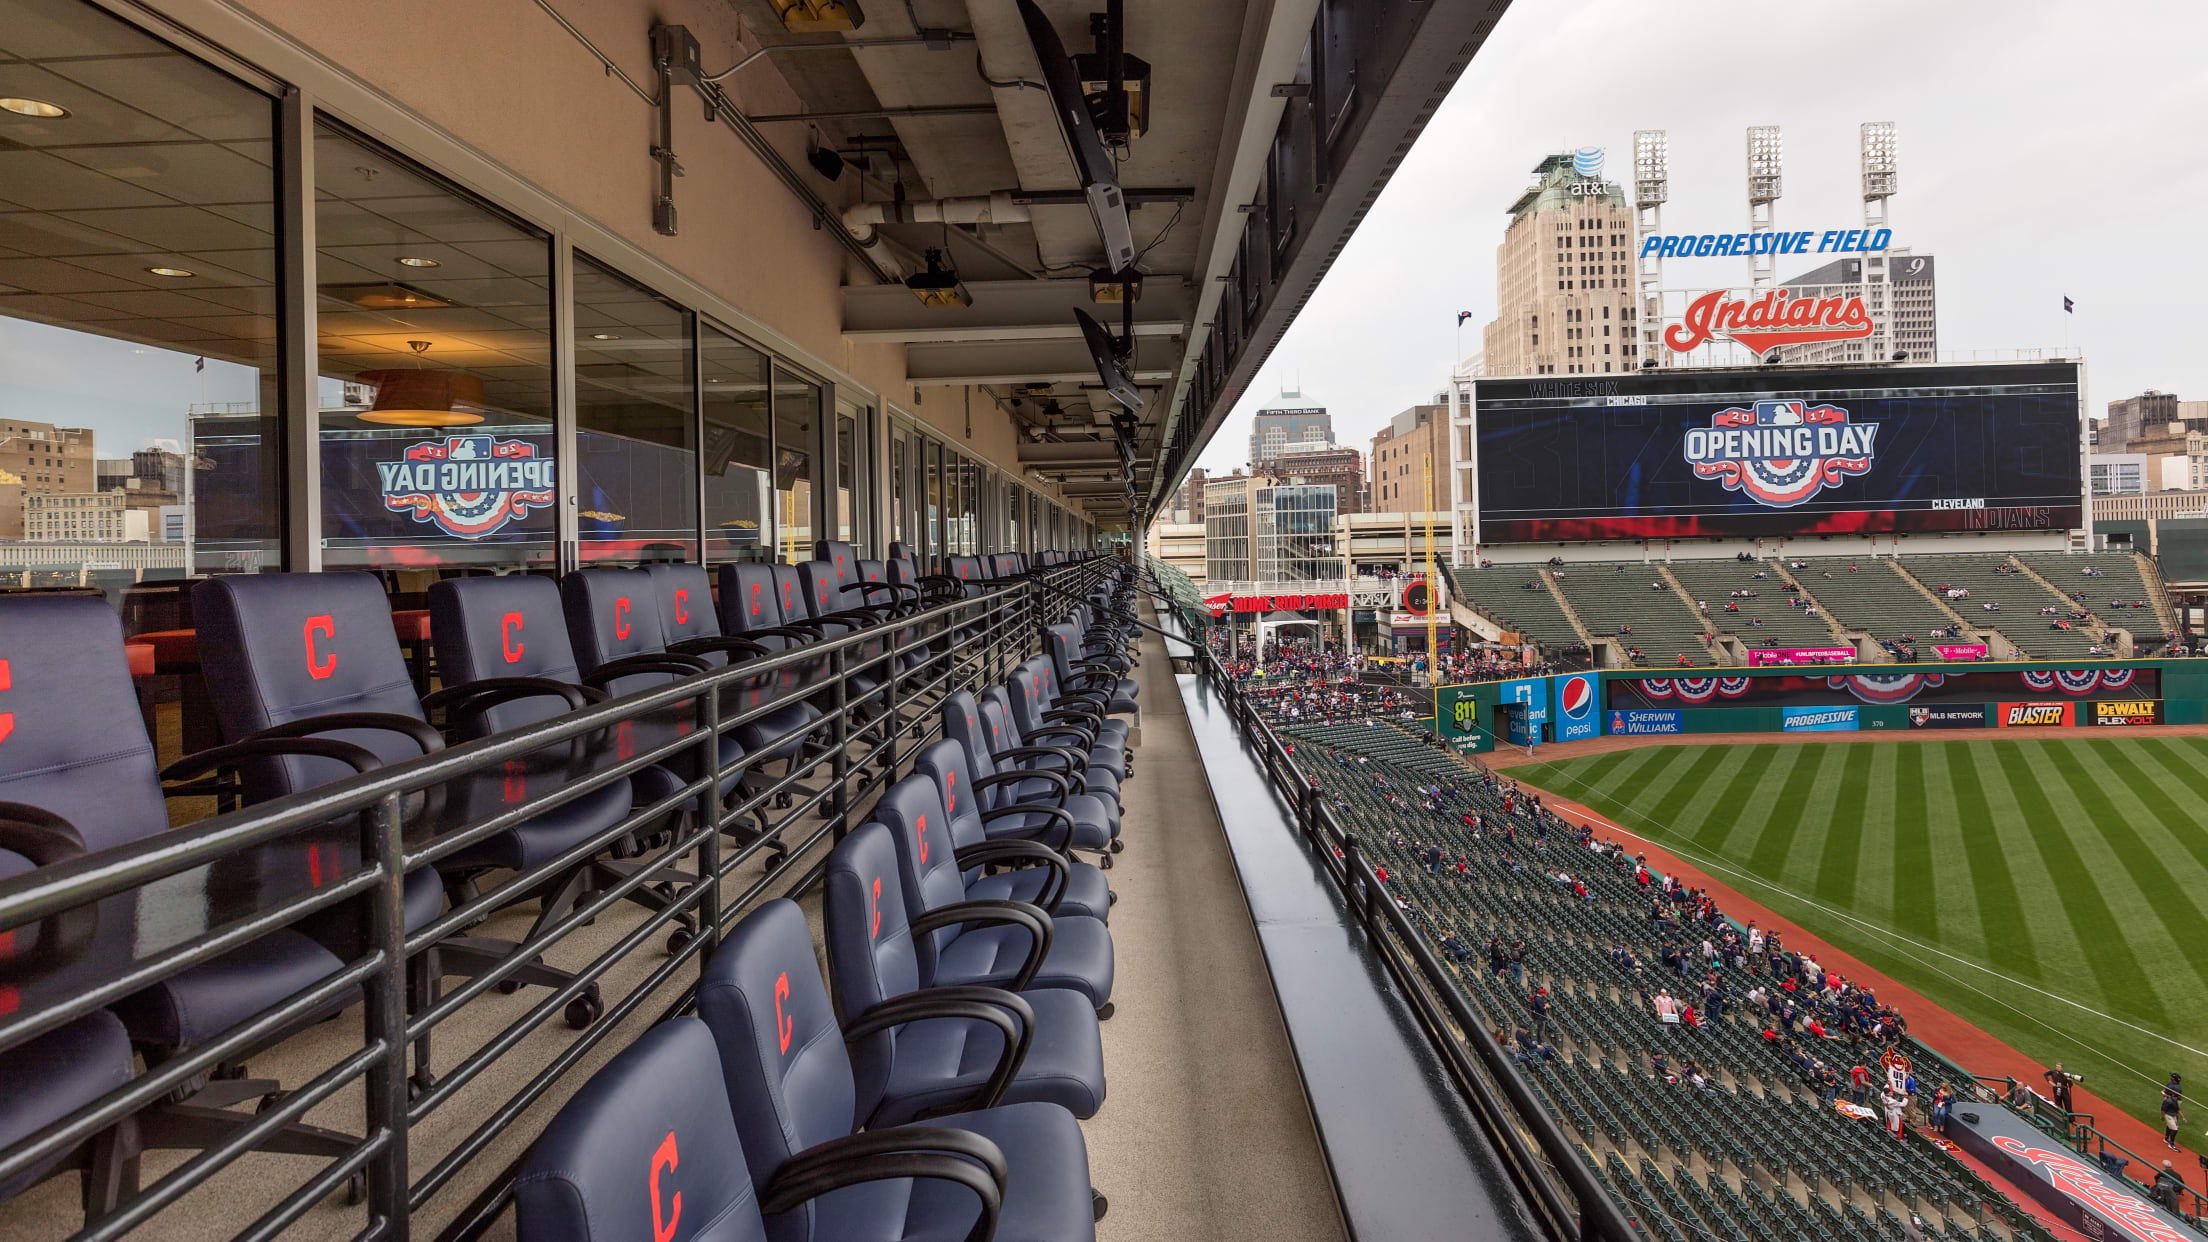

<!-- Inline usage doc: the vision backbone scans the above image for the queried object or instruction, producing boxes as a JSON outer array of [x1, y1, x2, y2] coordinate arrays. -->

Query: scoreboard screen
[[1474, 361, 2082, 541]]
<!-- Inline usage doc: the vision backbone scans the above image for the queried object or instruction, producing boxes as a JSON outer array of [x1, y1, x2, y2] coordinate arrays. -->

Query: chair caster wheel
[[566, 989, 604, 1030], [1109, 839, 1125, 853], [1098, 854, 1113, 870], [1095, 1002, 1114, 1021], [667, 927, 696, 955], [1108, 889, 1119, 905], [255, 1091, 282, 1116], [346, 1172, 366, 1207], [1092, 1189, 1109, 1221], [496, 979, 523, 995]]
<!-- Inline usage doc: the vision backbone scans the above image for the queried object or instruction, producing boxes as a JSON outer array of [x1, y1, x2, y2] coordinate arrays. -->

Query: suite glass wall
[[574, 255, 696, 564], [314, 120, 554, 572], [772, 366, 816, 564], [0, 0, 283, 602], [701, 327, 773, 563]]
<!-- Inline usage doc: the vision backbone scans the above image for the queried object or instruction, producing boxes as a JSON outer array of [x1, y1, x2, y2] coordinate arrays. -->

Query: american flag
[[2062, 296, 2074, 314]]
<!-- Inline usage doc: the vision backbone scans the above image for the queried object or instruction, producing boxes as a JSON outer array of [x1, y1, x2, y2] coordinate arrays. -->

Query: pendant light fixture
[[357, 340, 485, 427]]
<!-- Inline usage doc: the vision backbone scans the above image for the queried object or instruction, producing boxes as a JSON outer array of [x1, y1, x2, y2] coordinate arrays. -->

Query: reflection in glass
[[573, 256, 696, 564], [889, 431, 907, 550], [313, 120, 553, 572], [703, 328, 772, 563], [835, 412, 855, 544], [773, 366, 816, 564], [924, 438, 942, 561], [0, 0, 281, 605]]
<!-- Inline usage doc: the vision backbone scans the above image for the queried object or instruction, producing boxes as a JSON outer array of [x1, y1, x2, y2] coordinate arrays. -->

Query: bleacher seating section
[[1892, 557, 2108, 661], [1282, 717, 2059, 1242], [2011, 552, 2176, 643], [1781, 559, 1962, 651], [1665, 561, 1842, 653], [1444, 565, 1588, 650], [1551, 565, 1717, 668]]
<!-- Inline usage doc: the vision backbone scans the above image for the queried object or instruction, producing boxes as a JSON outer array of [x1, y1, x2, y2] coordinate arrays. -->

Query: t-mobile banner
[[1745, 648, 1857, 666], [1934, 643, 1988, 660]]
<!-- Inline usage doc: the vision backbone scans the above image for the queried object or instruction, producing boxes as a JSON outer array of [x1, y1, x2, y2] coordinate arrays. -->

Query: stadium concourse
[[1445, 551, 2180, 670], [1249, 694, 2206, 1242]]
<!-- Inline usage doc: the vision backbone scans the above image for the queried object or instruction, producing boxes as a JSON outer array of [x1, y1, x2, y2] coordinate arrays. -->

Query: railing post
[[827, 642, 851, 832], [362, 790, 410, 1239], [693, 683, 724, 950], [1341, 833, 1363, 919]]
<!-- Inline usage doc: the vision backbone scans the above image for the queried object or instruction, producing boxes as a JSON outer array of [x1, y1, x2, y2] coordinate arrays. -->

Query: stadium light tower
[[1860, 122, 1899, 362], [1745, 125, 1783, 290], [1634, 129, 1669, 367]]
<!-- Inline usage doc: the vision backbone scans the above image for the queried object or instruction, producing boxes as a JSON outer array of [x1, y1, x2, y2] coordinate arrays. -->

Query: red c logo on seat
[[672, 588, 689, 626], [748, 583, 763, 617], [500, 612, 524, 663], [916, 815, 929, 864], [870, 877, 881, 938], [773, 971, 793, 1054], [305, 615, 336, 680], [614, 597, 632, 641], [0, 660, 13, 747], [946, 771, 956, 814], [650, 1130, 681, 1242]]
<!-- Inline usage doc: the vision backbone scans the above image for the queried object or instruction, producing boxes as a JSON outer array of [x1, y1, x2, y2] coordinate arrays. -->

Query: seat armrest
[[971, 767, 1073, 801], [976, 804, 1079, 857], [667, 635, 770, 661], [161, 734, 383, 791], [582, 653, 709, 688], [0, 801, 87, 867], [843, 986, 1035, 1115], [222, 711, 446, 757], [1018, 725, 1097, 753], [761, 1126, 1007, 1237], [423, 675, 586, 722], [907, 899, 1053, 990]]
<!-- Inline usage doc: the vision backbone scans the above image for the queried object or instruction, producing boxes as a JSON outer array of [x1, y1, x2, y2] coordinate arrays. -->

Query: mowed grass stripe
[[1988, 742, 2167, 1025], [1694, 746, 1783, 852], [1888, 743, 1940, 941], [1943, 743, 2040, 979], [1745, 746, 1828, 884], [1619, 744, 1700, 815], [1812, 745, 1875, 908], [2071, 740, 2208, 995], [1648, 744, 1735, 828], [2133, 739, 2208, 882]]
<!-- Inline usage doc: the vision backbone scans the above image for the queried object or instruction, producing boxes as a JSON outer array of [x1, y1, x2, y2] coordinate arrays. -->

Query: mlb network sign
[[1553, 673, 1600, 742]]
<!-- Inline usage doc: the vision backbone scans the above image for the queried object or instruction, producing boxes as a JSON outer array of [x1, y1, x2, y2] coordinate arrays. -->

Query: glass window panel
[[573, 254, 695, 564], [924, 438, 942, 561], [772, 365, 816, 564], [702, 326, 771, 563], [314, 120, 554, 573], [834, 409, 855, 544], [889, 429, 907, 550], [960, 457, 980, 555], [0, 0, 281, 609]]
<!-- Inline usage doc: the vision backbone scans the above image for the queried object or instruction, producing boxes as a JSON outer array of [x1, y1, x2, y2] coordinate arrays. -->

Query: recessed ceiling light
[[147, 266, 194, 278], [590, 333, 620, 340], [0, 98, 68, 119], [395, 256, 440, 268], [706, 377, 722, 384]]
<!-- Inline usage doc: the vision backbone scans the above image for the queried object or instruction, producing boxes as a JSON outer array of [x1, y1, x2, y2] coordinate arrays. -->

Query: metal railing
[[0, 557, 1113, 1242], [1149, 578, 1640, 1242], [1964, 1074, 2206, 1226]]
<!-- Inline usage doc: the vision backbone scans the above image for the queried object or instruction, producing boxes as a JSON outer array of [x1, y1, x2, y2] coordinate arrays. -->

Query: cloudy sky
[[1195, 0, 2208, 474]]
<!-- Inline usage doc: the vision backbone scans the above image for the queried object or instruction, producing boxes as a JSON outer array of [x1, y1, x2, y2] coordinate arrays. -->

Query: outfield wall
[[1434, 660, 2208, 753]]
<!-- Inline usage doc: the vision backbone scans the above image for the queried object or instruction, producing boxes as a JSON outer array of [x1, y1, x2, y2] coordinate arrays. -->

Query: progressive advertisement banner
[[1907, 704, 1986, 729], [1999, 701, 2075, 728], [1553, 673, 1600, 742], [1608, 707, 1683, 735], [2090, 699, 2162, 726], [1783, 705, 1859, 732]]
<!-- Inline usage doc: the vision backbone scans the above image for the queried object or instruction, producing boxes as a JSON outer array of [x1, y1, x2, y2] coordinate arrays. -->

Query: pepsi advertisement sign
[[1609, 708, 1682, 735], [1554, 673, 1600, 741], [1475, 361, 2083, 541]]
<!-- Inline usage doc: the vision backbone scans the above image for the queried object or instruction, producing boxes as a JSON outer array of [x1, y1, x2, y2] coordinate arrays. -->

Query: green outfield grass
[[1513, 735, 2208, 1139]]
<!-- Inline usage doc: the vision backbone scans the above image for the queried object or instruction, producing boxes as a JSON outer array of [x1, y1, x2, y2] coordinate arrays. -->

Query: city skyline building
[[1370, 402, 1457, 514], [1247, 398, 1334, 465], [1774, 251, 1938, 363], [1481, 150, 1639, 378]]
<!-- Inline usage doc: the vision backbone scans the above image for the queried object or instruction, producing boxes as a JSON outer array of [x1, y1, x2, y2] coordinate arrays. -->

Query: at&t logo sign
[[379, 435, 556, 539], [1682, 400, 1878, 509]]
